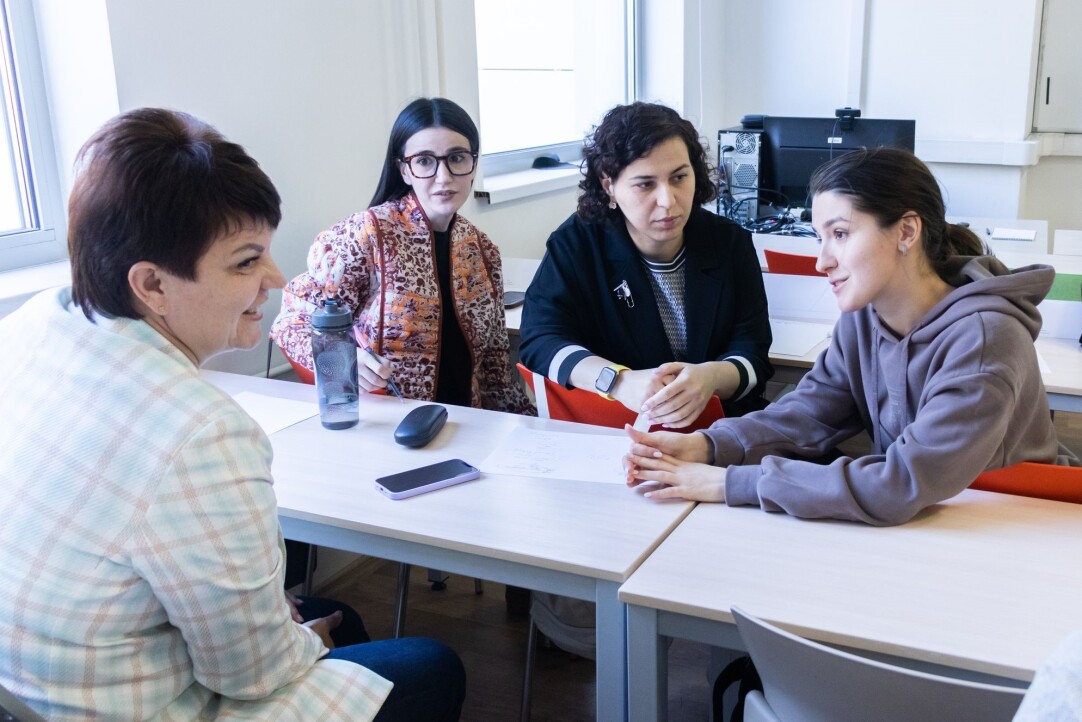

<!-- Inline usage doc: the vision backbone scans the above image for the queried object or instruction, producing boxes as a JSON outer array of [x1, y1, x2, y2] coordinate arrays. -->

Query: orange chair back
[[515, 363, 723, 433], [970, 461, 1082, 504], [764, 249, 824, 277]]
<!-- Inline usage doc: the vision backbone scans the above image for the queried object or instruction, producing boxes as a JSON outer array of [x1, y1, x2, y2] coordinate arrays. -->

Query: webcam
[[835, 107, 861, 131]]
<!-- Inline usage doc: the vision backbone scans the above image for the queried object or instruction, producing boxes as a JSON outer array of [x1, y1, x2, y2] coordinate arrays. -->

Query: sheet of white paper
[[769, 318, 832, 357], [232, 391, 319, 435], [480, 426, 629, 484], [761, 273, 840, 323], [990, 227, 1037, 242]]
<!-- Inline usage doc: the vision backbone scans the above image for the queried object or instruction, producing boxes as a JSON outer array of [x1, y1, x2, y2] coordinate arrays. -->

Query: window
[[474, 0, 633, 175], [0, 0, 62, 272]]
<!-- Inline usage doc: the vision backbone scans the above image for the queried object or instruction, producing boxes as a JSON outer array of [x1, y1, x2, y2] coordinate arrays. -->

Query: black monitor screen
[[759, 116, 915, 209]]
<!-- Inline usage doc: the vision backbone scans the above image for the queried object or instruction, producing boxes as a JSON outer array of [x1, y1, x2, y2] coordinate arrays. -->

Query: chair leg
[[394, 563, 411, 638], [520, 611, 539, 722], [302, 545, 317, 596]]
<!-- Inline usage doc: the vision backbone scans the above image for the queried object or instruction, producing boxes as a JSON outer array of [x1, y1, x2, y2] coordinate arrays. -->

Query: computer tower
[[717, 127, 762, 226]]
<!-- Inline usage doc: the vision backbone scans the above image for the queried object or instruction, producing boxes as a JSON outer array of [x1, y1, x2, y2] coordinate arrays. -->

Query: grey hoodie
[[704, 256, 1080, 526]]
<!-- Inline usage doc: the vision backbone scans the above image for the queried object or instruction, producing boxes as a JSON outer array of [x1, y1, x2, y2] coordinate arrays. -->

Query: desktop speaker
[[718, 127, 762, 226]]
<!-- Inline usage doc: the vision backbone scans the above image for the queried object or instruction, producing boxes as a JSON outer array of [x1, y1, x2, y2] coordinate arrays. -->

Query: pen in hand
[[362, 346, 406, 403]]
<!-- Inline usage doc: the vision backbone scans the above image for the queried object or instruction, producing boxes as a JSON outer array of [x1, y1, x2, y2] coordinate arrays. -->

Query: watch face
[[596, 366, 618, 393]]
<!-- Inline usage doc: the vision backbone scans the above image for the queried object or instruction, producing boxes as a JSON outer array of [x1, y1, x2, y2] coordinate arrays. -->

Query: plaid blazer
[[0, 288, 391, 720]]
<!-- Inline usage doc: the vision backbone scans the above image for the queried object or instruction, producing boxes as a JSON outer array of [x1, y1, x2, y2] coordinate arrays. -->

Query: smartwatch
[[594, 364, 630, 401]]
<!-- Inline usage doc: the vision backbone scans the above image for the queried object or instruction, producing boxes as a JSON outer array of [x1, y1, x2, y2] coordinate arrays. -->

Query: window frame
[[0, 0, 64, 272], [475, 0, 639, 177]]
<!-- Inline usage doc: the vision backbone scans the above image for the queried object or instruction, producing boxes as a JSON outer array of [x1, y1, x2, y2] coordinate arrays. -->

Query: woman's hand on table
[[623, 425, 726, 502]]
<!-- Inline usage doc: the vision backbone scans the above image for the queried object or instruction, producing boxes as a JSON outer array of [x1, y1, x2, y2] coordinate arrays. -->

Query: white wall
[[865, 0, 1043, 219], [719, 0, 852, 124], [34, 0, 118, 202], [100, 1, 401, 376], [709, 0, 1082, 230]]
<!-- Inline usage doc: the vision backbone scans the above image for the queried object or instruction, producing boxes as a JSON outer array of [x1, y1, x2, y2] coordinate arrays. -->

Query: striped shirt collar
[[640, 245, 687, 273]]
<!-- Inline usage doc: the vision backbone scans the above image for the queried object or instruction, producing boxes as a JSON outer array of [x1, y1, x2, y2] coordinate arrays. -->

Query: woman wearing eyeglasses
[[273, 98, 531, 413]]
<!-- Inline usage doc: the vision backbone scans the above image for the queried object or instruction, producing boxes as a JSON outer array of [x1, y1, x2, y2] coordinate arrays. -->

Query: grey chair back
[[732, 606, 1025, 722]]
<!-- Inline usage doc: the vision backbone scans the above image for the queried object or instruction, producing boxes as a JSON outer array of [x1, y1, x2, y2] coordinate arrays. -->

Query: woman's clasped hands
[[625, 360, 737, 429], [622, 425, 727, 502]]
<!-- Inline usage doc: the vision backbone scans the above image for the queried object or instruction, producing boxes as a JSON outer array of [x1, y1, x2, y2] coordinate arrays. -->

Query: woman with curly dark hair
[[520, 102, 773, 424]]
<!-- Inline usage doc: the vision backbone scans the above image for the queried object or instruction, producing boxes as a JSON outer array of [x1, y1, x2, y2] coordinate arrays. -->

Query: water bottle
[[311, 299, 359, 430]]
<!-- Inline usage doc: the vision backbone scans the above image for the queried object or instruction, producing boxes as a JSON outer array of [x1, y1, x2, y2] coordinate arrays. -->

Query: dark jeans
[[298, 596, 465, 722], [328, 638, 466, 722]]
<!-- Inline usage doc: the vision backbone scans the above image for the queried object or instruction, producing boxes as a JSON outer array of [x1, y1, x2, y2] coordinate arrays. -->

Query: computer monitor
[[759, 116, 916, 209]]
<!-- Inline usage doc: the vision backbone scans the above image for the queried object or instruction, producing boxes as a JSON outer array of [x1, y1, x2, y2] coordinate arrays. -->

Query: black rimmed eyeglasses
[[399, 151, 478, 178]]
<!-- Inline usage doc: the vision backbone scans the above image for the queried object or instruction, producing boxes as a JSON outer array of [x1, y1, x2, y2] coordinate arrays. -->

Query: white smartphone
[[374, 458, 480, 500]]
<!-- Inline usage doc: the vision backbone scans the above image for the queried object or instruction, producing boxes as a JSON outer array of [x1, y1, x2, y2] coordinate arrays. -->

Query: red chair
[[515, 363, 723, 432], [764, 248, 824, 277], [970, 461, 1082, 504], [283, 351, 316, 386]]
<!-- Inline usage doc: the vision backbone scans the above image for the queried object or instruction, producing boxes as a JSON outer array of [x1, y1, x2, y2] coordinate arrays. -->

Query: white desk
[[947, 216, 1051, 254], [1036, 335, 1082, 413], [754, 220, 1056, 263], [202, 370, 693, 722], [996, 250, 1082, 276], [620, 491, 1082, 721]]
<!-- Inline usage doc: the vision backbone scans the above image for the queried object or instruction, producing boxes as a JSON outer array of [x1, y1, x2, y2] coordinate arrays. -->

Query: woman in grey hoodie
[[624, 147, 1079, 526]]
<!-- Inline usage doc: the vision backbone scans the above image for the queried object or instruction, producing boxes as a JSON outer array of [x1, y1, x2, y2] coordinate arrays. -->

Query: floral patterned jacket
[[271, 192, 533, 414]]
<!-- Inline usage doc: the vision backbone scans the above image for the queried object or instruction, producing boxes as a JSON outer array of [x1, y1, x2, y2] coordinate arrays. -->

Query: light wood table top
[[621, 489, 1082, 683], [622, 489, 1082, 719], [202, 370, 694, 721], [202, 370, 692, 583]]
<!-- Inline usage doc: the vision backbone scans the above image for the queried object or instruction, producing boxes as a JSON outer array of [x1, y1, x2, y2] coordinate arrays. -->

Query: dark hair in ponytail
[[808, 147, 985, 279]]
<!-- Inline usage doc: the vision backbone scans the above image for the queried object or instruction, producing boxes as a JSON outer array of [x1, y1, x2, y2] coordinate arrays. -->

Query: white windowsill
[[0, 259, 70, 319], [474, 166, 581, 204]]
